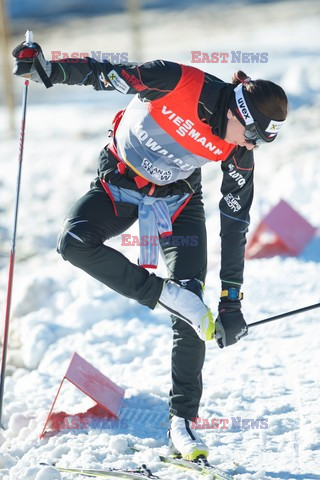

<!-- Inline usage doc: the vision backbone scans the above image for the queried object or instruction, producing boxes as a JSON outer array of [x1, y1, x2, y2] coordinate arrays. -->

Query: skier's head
[[225, 70, 288, 149]]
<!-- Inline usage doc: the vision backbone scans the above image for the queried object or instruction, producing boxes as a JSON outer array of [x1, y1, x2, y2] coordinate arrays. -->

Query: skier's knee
[[58, 230, 81, 262], [57, 219, 93, 262]]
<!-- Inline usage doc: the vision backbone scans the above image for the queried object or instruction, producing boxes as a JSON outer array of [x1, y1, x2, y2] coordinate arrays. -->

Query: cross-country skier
[[13, 41, 288, 461]]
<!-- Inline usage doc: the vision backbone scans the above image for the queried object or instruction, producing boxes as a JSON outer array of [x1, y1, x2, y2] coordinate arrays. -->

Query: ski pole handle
[[23, 29, 53, 88]]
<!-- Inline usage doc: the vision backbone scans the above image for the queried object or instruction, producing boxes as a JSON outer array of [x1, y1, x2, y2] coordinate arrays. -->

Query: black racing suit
[[54, 58, 254, 420]]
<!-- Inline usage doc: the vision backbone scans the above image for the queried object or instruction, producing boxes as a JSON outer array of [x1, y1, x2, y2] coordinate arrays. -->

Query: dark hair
[[232, 70, 288, 121]]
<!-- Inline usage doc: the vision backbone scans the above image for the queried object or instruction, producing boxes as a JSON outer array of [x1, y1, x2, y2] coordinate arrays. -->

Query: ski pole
[[0, 31, 32, 427], [249, 302, 320, 328]]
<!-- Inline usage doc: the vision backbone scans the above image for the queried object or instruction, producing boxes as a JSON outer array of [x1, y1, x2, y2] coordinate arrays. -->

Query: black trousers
[[58, 180, 207, 419]]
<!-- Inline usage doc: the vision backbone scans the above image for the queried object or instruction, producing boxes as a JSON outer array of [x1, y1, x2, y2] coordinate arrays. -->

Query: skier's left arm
[[215, 147, 254, 348]]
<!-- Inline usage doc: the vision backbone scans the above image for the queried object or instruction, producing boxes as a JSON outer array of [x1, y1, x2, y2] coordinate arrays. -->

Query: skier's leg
[[57, 181, 163, 308], [160, 189, 207, 420]]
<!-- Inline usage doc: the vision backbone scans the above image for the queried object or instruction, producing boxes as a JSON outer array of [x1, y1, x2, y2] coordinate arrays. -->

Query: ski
[[40, 463, 159, 479], [130, 446, 234, 480], [158, 454, 234, 480]]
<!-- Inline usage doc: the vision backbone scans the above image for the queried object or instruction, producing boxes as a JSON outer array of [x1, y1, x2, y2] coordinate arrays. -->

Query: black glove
[[215, 294, 248, 348], [12, 41, 52, 87]]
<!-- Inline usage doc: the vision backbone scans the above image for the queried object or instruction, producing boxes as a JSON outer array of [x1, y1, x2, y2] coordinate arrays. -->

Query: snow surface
[[1, 1, 320, 479]]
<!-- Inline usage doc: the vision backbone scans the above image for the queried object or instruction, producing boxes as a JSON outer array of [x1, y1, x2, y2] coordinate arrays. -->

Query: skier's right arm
[[13, 42, 182, 100]]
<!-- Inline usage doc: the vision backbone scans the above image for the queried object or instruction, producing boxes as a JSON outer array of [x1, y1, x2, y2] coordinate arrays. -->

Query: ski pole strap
[[34, 56, 53, 88]]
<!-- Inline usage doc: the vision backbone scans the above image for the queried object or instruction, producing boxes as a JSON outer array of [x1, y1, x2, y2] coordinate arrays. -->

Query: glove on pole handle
[[249, 302, 320, 328], [25, 29, 53, 88], [0, 43, 30, 427]]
